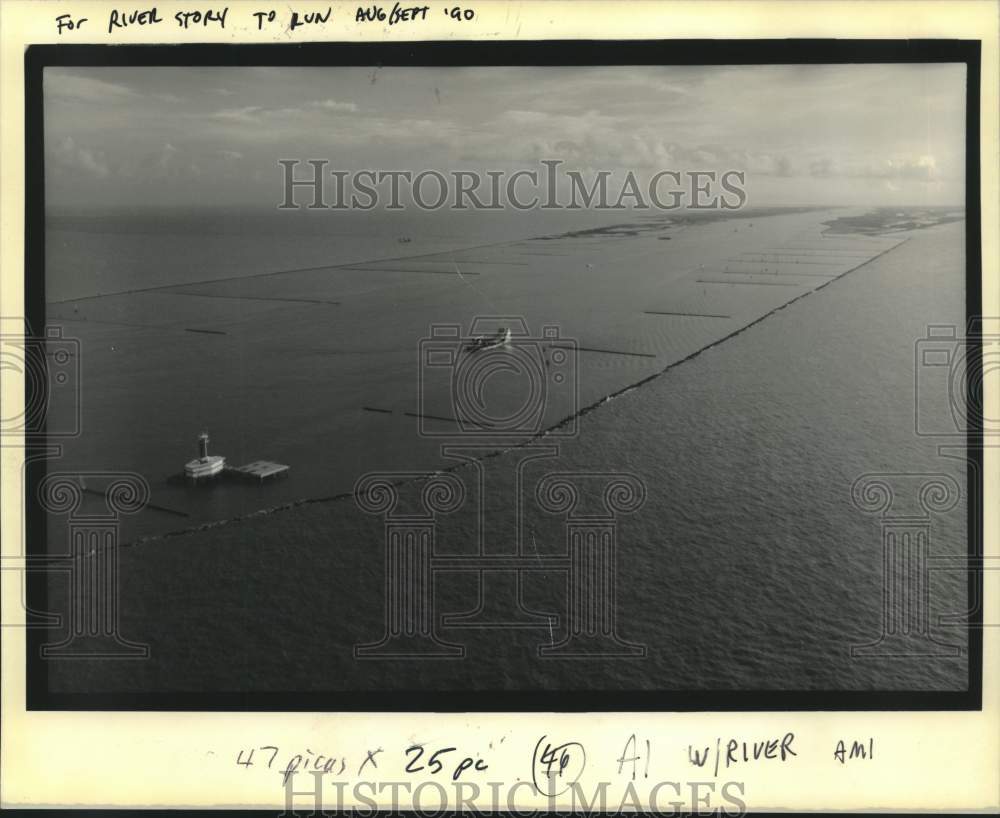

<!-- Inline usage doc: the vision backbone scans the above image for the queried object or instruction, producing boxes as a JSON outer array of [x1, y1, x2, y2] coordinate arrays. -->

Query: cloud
[[883, 155, 938, 181], [212, 105, 264, 124], [159, 142, 178, 163], [141, 142, 179, 177], [210, 99, 358, 126], [809, 157, 836, 178], [807, 154, 940, 182], [739, 152, 795, 177], [310, 99, 359, 113], [42, 65, 964, 208], [44, 73, 139, 103], [50, 136, 109, 178], [209, 99, 358, 131]]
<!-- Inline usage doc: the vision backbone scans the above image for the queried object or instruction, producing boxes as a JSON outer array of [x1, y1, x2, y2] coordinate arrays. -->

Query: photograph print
[[22, 42, 981, 709]]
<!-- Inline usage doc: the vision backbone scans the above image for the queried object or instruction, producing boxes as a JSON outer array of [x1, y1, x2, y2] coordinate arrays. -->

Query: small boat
[[467, 327, 511, 351], [184, 431, 226, 480]]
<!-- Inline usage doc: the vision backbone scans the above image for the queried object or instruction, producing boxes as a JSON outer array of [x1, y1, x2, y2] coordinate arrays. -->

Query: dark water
[[40, 207, 969, 694], [45, 204, 857, 543], [46, 205, 639, 301]]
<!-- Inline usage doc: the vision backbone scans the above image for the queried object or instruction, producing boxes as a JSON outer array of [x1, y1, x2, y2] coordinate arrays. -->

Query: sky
[[43, 63, 966, 209]]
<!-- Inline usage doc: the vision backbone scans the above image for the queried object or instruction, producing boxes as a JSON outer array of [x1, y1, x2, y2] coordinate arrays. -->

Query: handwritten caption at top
[[55, 5, 477, 36]]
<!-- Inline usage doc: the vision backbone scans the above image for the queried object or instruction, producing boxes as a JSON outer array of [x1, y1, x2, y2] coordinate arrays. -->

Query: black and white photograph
[[21, 42, 981, 710]]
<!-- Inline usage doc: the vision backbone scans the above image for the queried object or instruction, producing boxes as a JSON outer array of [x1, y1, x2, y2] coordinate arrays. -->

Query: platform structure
[[226, 460, 290, 482]]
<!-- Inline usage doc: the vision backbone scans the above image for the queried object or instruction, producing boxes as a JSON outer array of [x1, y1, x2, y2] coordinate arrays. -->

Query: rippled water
[[41, 207, 968, 695]]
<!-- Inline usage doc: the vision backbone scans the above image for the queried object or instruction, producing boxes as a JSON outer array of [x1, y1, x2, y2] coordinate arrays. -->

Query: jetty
[[225, 460, 290, 482]]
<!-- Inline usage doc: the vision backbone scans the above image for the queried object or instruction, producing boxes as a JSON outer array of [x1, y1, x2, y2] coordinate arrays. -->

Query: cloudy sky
[[44, 63, 965, 209]]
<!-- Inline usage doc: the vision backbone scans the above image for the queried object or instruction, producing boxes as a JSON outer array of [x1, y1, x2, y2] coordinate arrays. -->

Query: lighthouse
[[184, 430, 226, 480]]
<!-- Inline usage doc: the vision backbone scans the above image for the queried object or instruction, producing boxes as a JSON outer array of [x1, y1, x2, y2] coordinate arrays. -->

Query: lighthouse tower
[[184, 430, 226, 480]]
